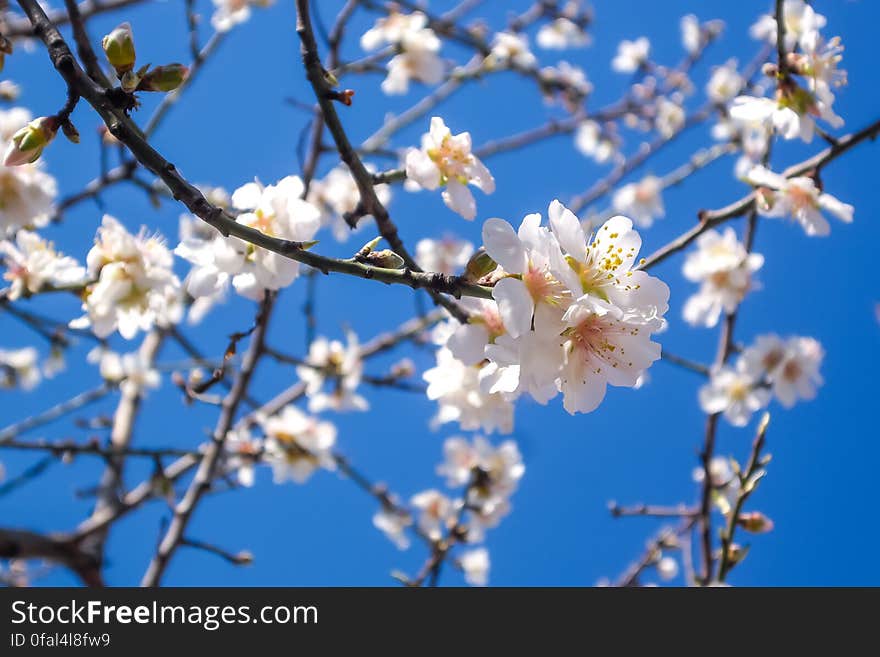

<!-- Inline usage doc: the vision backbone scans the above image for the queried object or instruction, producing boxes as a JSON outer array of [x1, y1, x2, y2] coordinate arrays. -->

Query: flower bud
[[464, 248, 497, 281], [102, 23, 136, 74], [137, 64, 189, 92], [4, 116, 58, 166], [364, 249, 405, 269], [61, 120, 80, 144], [737, 511, 774, 534]]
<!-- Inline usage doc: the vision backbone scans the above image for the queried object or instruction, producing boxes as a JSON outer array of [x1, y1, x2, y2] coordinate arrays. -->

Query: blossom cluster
[[700, 333, 824, 426], [425, 200, 669, 433], [361, 9, 444, 95], [373, 435, 525, 586]]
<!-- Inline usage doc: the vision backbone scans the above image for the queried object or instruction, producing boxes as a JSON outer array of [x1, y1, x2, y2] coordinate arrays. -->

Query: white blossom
[[612, 176, 664, 228], [657, 555, 679, 581], [741, 334, 824, 408], [680, 15, 701, 55], [0, 346, 40, 390], [423, 346, 515, 434], [211, 0, 273, 32], [71, 215, 182, 339], [750, 0, 826, 52], [87, 346, 160, 397], [459, 547, 490, 586], [747, 165, 853, 236], [612, 37, 650, 73], [699, 363, 770, 427], [574, 120, 618, 164], [655, 97, 685, 138], [706, 59, 743, 104], [537, 18, 590, 50], [223, 427, 262, 488], [361, 11, 444, 95], [296, 333, 368, 413], [486, 32, 536, 70], [729, 90, 842, 144], [262, 405, 337, 484], [682, 228, 764, 328], [372, 505, 411, 550], [414, 236, 474, 275], [410, 489, 455, 540], [0, 230, 85, 300], [405, 117, 495, 220]]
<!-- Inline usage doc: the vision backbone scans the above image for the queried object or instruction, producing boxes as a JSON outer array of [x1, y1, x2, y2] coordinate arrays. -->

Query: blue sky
[[1, 0, 878, 586]]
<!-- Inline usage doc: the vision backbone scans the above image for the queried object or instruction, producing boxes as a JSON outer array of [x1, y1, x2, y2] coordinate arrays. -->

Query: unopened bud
[[61, 120, 80, 144], [4, 116, 58, 166], [356, 236, 382, 258], [464, 248, 497, 281], [137, 63, 189, 92], [737, 511, 774, 534], [364, 249, 405, 269], [236, 550, 254, 565], [102, 23, 136, 74]]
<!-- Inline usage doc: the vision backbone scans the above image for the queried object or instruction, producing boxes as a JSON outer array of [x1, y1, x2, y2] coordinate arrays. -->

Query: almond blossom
[[410, 489, 455, 541], [478, 202, 669, 415], [486, 32, 536, 70], [612, 176, 664, 228], [296, 332, 368, 413], [405, 117, 495, 220], [728, 91, 842, 144], [706, 59, 744, 104], [0, 230, 85, 300], [87, 346, 160, 397], [682, 227, 764, 328], [747, 165, 853, 236], [414, 236, 474, 275], [261, 405, 337, 485], [210, 0, 274, 32], [741, 334, 824, 408], [574, 120, 619, 164], [360, 11, 444, 95], [0, 108, 57, 234], [176, 176, 321, 307], [699, 363, 770, 427], [0, 346, 40, 390], [459, 548, 490, 586], [372, 503, 412, 550], [71, 215, 182, 339], [612, 37, 650, 73], [537, 18, 590, 50], [750, 0, 826, 52], [423, 346, 514, 434]]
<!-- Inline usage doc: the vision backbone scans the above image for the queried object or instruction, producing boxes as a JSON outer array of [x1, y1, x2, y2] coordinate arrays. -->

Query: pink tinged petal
[[492, 277, 533, 338], [482, 218, 527, 273], [818, 193, 854, 223], [548, 199, 585, 256], [442, 180, 476, 220]]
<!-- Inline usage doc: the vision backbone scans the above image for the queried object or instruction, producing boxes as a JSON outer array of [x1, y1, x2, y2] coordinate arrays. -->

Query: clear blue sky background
[[1, 0, 878, 586]]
